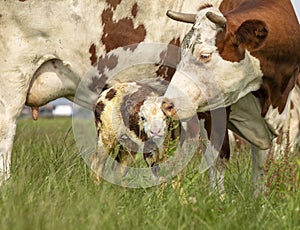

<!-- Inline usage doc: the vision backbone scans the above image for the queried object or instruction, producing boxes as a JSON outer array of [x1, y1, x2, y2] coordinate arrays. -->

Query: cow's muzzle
[[161, 99, 179, 120]]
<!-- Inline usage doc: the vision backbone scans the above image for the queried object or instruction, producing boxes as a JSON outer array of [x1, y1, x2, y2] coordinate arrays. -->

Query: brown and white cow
[[162, 0, 300, 195], [3, 0, 234, 185], [0, 0, 207, 184], [1, 0, 298, 195]]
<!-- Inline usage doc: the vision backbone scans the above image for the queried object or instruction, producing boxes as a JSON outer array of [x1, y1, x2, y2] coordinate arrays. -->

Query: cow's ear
[[235, 20, 268, 50]]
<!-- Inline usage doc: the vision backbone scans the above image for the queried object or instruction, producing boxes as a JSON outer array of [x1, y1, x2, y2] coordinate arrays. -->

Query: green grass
[[0, 117, 299, 230]]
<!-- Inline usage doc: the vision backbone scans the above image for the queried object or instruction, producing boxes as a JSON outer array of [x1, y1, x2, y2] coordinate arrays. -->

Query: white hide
[[270, 85, 300, 153]]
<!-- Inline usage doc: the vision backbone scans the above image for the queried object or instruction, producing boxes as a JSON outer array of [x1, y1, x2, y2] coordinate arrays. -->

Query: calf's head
[[163, 5, 268, 119], [139, 96, 168, 139]]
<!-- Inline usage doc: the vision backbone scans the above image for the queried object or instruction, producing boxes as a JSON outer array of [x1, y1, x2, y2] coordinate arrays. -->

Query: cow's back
[[0, 0, 204, 80]]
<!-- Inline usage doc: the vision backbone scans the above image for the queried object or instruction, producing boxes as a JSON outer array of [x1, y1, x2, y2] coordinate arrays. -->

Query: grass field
[[1, 117, 299, 230]]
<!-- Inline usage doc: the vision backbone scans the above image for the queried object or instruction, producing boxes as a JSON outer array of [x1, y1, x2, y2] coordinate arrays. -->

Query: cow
[[1, 0, 297, 195], [162, 0, 300, 196], [1, 0, 209, 185]]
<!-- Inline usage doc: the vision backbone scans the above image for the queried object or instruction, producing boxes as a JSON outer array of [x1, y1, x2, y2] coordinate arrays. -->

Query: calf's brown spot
[[106, 0, 121, 10], [94, 101, 106, 125], [105, 88, 117, 100]]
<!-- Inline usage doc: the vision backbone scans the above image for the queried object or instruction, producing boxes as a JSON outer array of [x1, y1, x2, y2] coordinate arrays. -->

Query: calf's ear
[[235, 19, 268, 50]]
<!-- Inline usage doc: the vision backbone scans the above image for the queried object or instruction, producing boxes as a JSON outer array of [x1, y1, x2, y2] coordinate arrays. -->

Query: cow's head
[[162, 6, 268, 119]]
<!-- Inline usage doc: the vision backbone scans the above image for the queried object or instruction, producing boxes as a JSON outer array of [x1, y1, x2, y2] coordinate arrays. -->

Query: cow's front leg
[[198, 108, 230, 195], [0, 71, 30, 185], [251, 145, 268, 197], [0, 108, 25, 184], [0, 116, 17, 184], [205, 144, 228, 195]]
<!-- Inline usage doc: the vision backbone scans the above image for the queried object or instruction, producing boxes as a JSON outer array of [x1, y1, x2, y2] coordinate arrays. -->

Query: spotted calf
[[90, 80, 178, 180]]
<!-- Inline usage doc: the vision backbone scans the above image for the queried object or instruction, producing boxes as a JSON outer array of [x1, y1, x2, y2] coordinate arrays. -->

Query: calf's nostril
[[150, 129, 161, 136]]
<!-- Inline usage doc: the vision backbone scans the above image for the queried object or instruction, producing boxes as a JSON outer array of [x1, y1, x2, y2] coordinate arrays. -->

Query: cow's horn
[[166, 10, 196, 24], [206, 12, 226, 27]]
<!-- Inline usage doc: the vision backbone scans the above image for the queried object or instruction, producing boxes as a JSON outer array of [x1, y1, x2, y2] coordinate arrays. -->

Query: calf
[[90, 81, 178, 181]]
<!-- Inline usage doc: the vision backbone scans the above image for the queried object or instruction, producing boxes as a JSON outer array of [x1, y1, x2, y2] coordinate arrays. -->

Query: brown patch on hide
[[89, 44, 98, 66], [98, 54, 119, 72], [106, 0, 121, 10], [256, 65, 299, 116], [219, 0, 246, 14], [123, 98, 148, 142], [19, 0, 27, 2], [235, 20, 268, 51], [120, 84, 156, 141], [276, 128, 284, 146], [101, 4, 146, 53], [131, 3, 138, 18], [197, 107, 231, 159], [198, 4, 213, 11], [217, 0, 300, 117], [105, 88, 117, 100], [89, 54, 118, 92], [290, 101, 294, 110], [215, 28, 246, 63], [156, 38, 181, 82], [94, 101, 106, 126]]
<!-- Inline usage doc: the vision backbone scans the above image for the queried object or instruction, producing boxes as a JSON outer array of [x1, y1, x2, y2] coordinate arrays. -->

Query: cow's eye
[[140, 116, 146, 122], [199, 52, 212, 62]]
